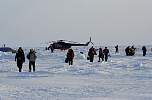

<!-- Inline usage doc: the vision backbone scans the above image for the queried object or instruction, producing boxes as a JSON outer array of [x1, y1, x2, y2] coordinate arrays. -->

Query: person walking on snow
[[15, 47, 25, 72], [27, 49, 37, 72], [142, 46, 147, 56], [115, 45, 119, 53]]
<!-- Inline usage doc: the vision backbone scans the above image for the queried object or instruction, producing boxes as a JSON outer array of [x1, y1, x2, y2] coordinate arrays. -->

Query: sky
[[0, 0, 152, 47]]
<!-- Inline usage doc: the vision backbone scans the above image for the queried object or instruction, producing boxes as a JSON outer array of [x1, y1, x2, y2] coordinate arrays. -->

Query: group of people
[[65, 45, 117, 65], [125, 45, 147, 56], [15, 47, 37, 72], [88, 46, 110, 62], [15, 45, 148, 72], [125, 46, 136, 56], [65, 46, 110, 65], [65, 45, 148, 65]]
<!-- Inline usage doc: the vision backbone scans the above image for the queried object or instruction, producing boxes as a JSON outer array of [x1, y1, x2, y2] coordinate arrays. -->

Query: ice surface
[[0, 46, 152, 100]]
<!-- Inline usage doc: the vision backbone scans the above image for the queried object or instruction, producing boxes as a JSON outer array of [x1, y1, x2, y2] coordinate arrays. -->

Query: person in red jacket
[[67, 48, 74, 65]]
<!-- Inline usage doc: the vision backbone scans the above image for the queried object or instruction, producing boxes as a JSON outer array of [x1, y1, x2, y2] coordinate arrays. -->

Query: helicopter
[[46, 37, 93, 52]]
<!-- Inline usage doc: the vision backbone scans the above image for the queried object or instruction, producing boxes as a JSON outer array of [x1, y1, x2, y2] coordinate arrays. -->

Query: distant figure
[[103, 47, 109, 62], [98, 48, 104, 62], [67, 48, 74, 65], [115, 45, 119, 53], [88, 46, 97, 62], [125, 46, 136, 56], [142, 46, 147, 56], [125, 46, 130, 56], [15, 47, 25, 72], [27, 49, 37, 72], [48, 44, 54, 53]]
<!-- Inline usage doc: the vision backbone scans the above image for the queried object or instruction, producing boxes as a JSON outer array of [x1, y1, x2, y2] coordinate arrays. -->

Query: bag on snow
[[87, 56, 90, 60], [65, 58, 69, 63]]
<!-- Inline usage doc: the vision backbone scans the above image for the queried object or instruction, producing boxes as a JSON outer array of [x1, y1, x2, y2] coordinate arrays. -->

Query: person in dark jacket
[[15, 47, 25, 72], [27, 49, 37, 72], [103, 47, 109, 62], [125, 46, 130, 56], [67, 48, 74, 65], [142, 46, 147, 56], [115, 45, 119, 53], [88, 46, 97, 62], [98, 48, 104, 62], [48, 44, 54, 53]]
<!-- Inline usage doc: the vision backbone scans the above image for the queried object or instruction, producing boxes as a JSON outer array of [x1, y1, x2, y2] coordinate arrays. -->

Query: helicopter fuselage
[[47, 37, 92, 51]]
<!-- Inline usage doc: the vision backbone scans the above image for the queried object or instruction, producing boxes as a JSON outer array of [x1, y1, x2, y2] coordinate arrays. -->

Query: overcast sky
[[0, 0, 152, 47]]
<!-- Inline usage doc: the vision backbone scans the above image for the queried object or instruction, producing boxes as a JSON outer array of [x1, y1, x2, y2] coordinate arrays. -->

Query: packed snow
[[0, 46, 152, 100]]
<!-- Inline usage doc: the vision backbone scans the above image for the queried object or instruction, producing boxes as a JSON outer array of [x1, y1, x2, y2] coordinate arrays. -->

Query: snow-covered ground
[[0, 46, 152, 100]]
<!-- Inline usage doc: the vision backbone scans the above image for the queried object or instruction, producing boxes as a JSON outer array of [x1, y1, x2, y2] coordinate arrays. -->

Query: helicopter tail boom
[[70, 37, 93, 46]]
